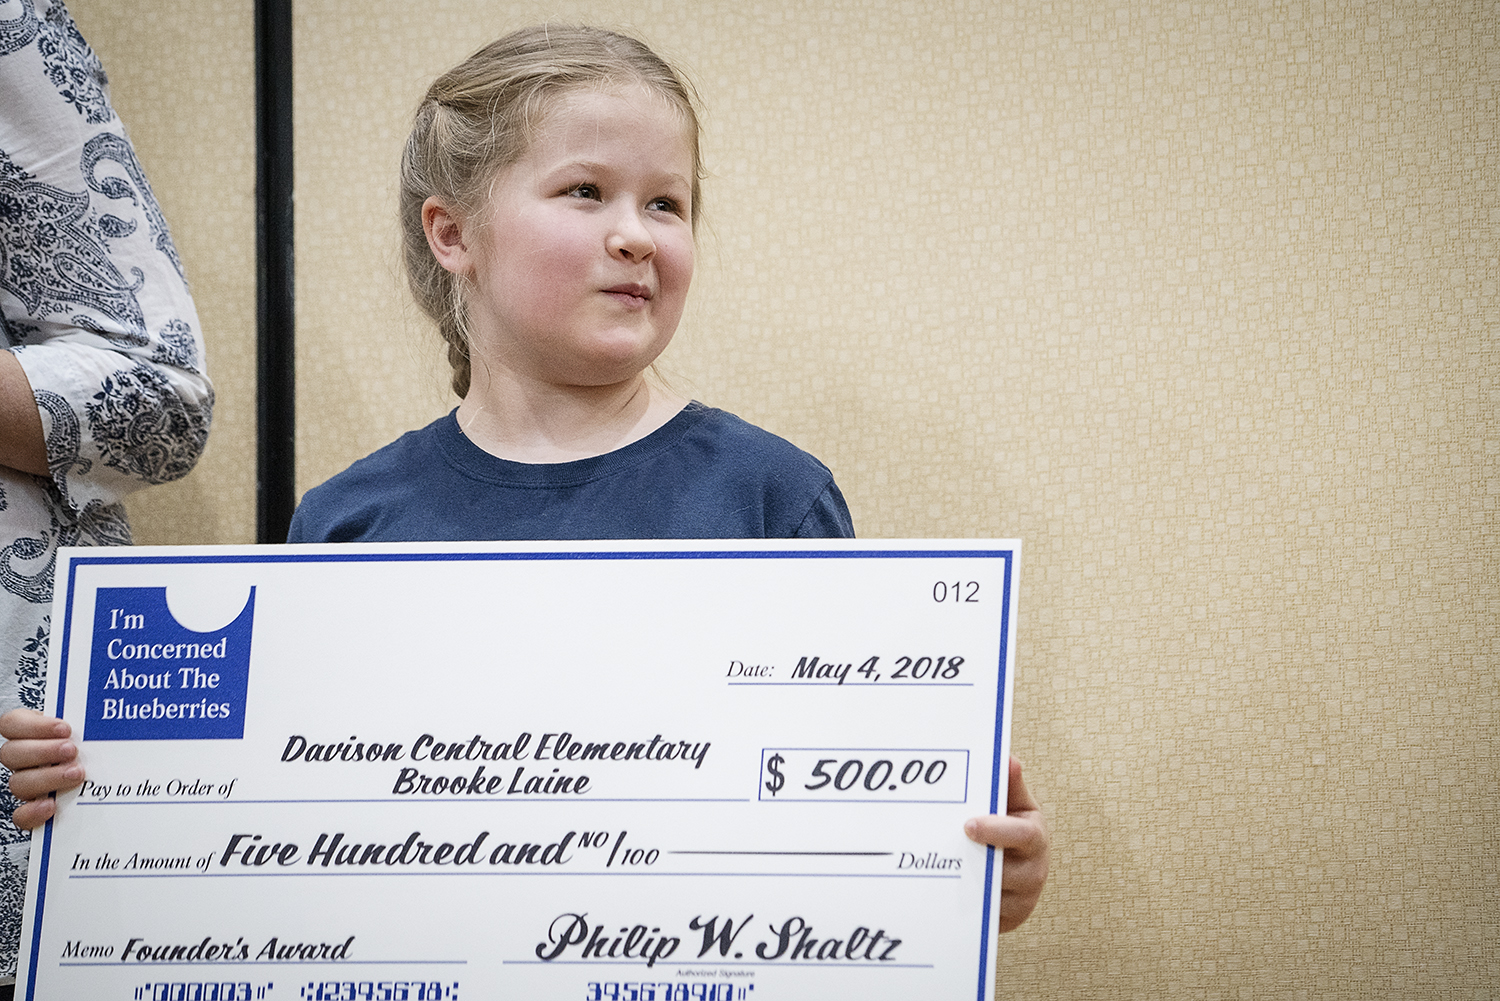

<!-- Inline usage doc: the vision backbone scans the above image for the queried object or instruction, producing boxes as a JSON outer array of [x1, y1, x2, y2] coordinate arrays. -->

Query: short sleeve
[[793, 481, 856, 538]]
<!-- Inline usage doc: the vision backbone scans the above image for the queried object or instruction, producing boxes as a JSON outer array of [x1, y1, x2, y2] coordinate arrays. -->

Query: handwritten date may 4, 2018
[[786, 655, 965, 685]]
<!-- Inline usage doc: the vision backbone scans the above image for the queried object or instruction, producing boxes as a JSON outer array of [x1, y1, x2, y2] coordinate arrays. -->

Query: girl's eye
[[648, 197, 684, 216], [564, 183, 601, 200]]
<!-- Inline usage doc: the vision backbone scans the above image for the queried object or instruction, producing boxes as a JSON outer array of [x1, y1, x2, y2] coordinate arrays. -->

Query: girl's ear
[[423, 197, 471, 275]]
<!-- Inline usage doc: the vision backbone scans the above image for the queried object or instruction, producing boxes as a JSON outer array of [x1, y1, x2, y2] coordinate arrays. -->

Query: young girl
[[4, 24, 1047, 931], [288, 26, 852, 543]]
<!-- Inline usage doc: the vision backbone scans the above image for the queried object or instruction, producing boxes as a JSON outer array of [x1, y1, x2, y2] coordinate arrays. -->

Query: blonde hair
[[400, 25, 704, 398]]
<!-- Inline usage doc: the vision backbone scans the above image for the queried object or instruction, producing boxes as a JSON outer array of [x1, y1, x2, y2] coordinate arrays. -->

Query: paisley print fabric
[[86, 363, 212, 484], [0, 147, 149, 341], [0, 0, 38, 59], [35, 0, 105, 124], [0, 0, 213, 979], [83, 133, 185, 280]]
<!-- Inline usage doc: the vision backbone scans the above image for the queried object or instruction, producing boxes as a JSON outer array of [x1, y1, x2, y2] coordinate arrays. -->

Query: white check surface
[[21, 540, 1018, 1001]]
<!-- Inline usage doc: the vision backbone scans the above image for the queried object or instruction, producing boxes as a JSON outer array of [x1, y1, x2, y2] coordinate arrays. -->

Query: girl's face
[[456, 86, 695, 392]]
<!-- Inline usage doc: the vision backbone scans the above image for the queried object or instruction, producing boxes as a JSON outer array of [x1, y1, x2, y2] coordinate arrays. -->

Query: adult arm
[[0, 0, 212, 833], [1, 0, 214, 521], [0, 351, 47, 476]]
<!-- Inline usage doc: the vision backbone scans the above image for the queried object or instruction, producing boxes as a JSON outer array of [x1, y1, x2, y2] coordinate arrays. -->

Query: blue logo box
[[83, 587, 255, 741]]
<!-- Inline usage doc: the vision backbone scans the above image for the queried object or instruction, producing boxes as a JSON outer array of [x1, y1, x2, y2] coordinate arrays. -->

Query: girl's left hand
[[964, 756, 1050, 932], [0, 708, 84, 829]]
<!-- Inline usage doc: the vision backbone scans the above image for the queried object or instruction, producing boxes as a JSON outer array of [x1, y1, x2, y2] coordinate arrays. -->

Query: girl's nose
[[606, 206, 656, 262]]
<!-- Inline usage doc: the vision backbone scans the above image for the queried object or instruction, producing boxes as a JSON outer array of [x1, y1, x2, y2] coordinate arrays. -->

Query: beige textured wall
[[69, 0, 1500, 996]]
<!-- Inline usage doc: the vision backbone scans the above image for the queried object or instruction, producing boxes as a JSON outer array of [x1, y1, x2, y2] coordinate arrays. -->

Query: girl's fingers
[[0, 737, 78, 773], [0, 710, 84, 832], [1006, 757, 1041, 813], [1001, 841, 1050, 895], [7, 761, 84, 803], [964, 757, 1050, 932], [10, 796, 58, 831], [964, 813, 1043, 851], [0, 708, 71, 742]]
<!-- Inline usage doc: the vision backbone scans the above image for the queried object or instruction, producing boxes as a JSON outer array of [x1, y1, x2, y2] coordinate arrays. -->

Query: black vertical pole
[[255, 0, 295, 543]]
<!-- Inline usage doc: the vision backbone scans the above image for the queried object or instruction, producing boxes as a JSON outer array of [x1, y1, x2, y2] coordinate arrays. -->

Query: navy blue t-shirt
[[287, 403, 854, 543]]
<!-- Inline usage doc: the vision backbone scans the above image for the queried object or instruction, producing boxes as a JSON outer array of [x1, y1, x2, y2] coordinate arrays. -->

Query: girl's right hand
[[0, 708, 84, 829]]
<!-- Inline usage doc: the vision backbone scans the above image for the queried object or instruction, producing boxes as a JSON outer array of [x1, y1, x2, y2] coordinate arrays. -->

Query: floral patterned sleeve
[[0, 0, 212, 979], [0, 0, 213, 517]]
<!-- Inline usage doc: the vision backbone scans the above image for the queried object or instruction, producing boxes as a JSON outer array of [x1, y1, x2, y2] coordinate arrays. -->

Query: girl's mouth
[[603, 283, 652, 304]]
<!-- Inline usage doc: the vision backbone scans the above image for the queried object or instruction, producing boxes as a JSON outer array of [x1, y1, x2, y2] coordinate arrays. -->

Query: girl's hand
[[0, 708, 84, 829], [964, 756, 1050, 932]]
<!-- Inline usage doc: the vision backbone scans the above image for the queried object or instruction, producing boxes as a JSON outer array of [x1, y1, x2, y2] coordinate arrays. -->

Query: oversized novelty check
[[21, 540, 1019, 1001]]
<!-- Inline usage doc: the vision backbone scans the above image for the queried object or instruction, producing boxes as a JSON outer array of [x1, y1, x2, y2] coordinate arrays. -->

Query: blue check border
[[30, 546, 1016, 1001]]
